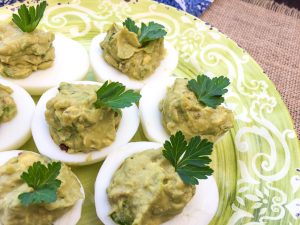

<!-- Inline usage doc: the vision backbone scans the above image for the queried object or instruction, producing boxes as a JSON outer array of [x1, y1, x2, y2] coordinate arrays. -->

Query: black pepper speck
[[59, 144, 69, 152]]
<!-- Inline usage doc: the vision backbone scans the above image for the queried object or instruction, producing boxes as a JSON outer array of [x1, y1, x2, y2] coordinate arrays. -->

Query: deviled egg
[[140, 75, 234, 143], [0, 2, 89, 95], [90, 18, 178, 90], [32, 81, 140, 165], [95, 138, 219, 225], [0, 79, 35, 151], [0, 150, 84, 225]]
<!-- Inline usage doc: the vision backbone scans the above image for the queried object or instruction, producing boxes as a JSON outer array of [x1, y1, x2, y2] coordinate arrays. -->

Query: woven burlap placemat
[[241, 0, 300, 18], [202, 0, 300, 138]]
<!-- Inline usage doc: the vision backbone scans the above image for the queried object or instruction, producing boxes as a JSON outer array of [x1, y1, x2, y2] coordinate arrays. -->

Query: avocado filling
[[107, 149, 195, 225], [0, 23, 55, 79], [0, 84, 17, 123], [0, 152, 82, 225], [100, 24, 165, 80], [160, 78, 234, 142], [45, 82, 121, 153]]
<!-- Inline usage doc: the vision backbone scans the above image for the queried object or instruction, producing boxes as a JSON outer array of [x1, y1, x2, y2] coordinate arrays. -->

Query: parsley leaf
[[18, 188, 58, 206], [187, 74, 230, 109], [95, 81, 141, 110], [122, 18, 167, 45], [138, 22, 167, 45], [162, 131, 214, 185], [12, 1, 47, 33], [123, 18, 139, 34], [18, 161, 62, 206]]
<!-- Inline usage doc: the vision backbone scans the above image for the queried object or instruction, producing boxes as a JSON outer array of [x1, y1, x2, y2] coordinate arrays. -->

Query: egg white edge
[[139, 76, 175, 144], [0, 34, 90, 95], [0, 150, 85, 225], [94, 142, 219, 225], [89, 33, 179, 90], [31, 80, 140, 165], [0, 79, 35, 151]]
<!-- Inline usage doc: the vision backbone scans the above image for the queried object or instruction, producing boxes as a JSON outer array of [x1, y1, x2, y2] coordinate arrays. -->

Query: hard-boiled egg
[[89, 33, 178, 90], [0, 150, 85, 225], [140, 77, 231, 144], [32, 81, 140, 165], [0, 79, 35, 151], [95, 142, 219, 225], [0, 34, 89, 95]]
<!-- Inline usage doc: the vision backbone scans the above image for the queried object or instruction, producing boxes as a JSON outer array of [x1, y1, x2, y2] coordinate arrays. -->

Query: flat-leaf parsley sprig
[[123, 17, 139, 34], [187, 74, 230, 109], [162, 131, 214, 185], [18, 161, 62, 206], [95, 81, 141, 111], [12, 1, 47, 33], [123, 17, 167, 45]]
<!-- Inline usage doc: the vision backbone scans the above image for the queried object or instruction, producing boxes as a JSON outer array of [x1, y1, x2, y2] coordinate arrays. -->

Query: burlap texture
[[202, 0, 300, 138], [240, 0, 300, 18]]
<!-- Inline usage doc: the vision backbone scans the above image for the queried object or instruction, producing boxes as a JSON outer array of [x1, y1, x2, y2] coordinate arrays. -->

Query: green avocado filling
[[107, 149, 195, 225], [0, 84, 17, 123], [45, 82, 121, 153], [160, 78, 234, 142], [0, 151, 82, 225], [0, 23, 55, 79], [100, 24, 165, 80]]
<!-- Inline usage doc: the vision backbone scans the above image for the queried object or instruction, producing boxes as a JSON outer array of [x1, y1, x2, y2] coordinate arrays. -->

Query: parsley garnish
[[12, 1, 47, 33], [122, 18, 139, 34], [123, 17, 167, 45], [138, 22, 166, 44], [187, 74, 230, 109], [18, 161, 62, 206], [162, 131, 213, 185], [95, 81, 141, 110]]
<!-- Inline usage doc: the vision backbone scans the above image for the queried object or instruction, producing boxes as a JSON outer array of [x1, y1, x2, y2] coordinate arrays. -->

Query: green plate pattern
[[1, 0, 300, 224]]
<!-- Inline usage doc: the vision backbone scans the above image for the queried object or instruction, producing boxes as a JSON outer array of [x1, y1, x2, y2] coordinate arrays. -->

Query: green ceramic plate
[[1, 0, 300, 224]]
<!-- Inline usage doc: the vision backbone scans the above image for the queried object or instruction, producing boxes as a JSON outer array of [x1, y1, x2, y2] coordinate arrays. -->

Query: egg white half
[[139, 76, 175, 143], [0, 34, 89, 95], [0, 150, 85, 225], [140, 77, 230, 144], [89, 33, 178, 90], [0, 79, 35, 151], [32, 81, 140, 165], [95, 142, 219, 225]]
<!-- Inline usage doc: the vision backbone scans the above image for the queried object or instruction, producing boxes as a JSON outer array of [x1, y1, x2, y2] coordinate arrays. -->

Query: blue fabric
[[0, 0, 24, 7], [155, 0, 213, 17]]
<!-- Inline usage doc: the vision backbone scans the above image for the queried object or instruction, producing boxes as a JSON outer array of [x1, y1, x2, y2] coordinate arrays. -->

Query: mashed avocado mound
[[160, 78, 234, 142], [0, 151, 82, 225], [100, 24, 165, 80], [0, 84, 17, 123], [45, 83, 121, 153], [107, 149, 195, 225], [0, 23, 55, 79]]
